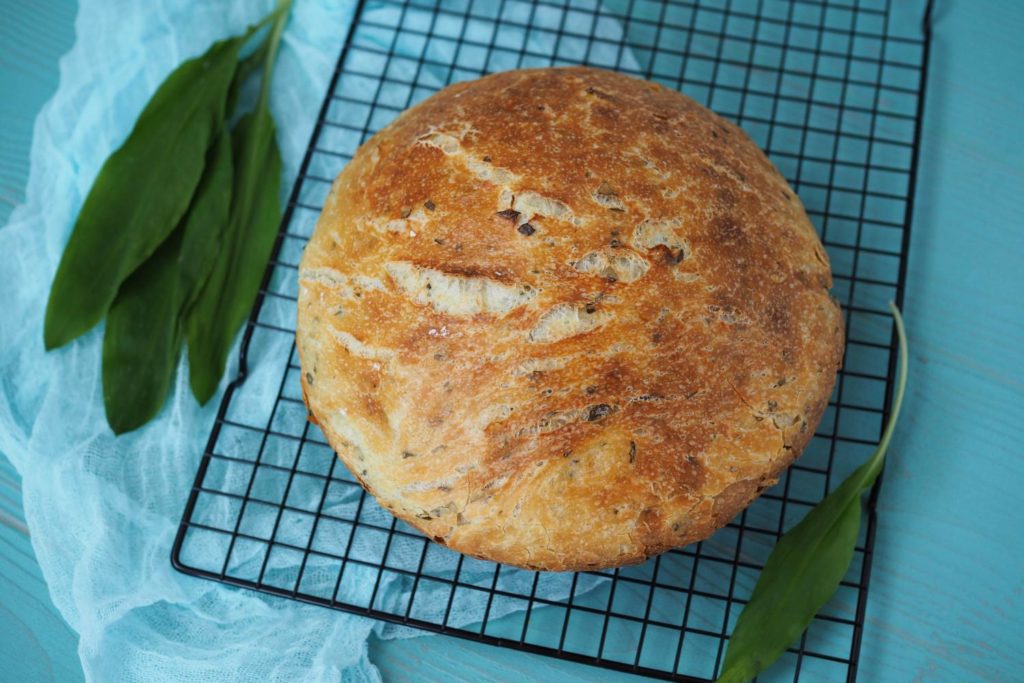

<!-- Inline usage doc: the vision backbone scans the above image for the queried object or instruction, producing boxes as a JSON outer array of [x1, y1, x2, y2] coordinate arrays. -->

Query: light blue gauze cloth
[[0, 1, 639, 680], [0, 0, 392, 680]]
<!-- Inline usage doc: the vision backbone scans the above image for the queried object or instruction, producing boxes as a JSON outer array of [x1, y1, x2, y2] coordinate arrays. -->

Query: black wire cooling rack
[[172, 1, 933, 680]]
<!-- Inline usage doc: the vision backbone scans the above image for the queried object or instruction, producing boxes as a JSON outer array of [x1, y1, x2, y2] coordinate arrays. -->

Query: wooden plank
[[0, 459, 83, 683], [1, 1, 1022, 682]]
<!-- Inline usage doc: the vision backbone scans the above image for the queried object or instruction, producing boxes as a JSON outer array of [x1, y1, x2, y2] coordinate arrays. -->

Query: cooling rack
[[173, 1, 934, 680]]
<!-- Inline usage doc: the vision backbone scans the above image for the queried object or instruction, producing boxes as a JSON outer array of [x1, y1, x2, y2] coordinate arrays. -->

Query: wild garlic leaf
[[102, 230, 185, 435], [717, 304, 908, 683], [716, 466, 867, 683], [178, 131, 235, 313], [101, 133, 234, 434], [185, 10, 287, 405], [186, 110, 282, 404], [44, 35, 246, 350]]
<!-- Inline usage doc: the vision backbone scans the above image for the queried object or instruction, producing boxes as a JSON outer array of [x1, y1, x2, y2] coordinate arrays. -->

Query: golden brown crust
[[296, 67, 844, 571]]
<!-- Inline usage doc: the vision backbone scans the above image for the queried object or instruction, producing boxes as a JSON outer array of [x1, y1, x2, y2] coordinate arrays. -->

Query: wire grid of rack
[[172, 0, 933, 680]]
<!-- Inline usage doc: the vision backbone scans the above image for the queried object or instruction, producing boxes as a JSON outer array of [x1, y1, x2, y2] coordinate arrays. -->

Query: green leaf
[[185, 7, 287, 405], [186, 112, 282, 404], [178, 131, 235, 312], [717, 303, 909, 683], [100, 132, 234, 434], [44, 35, 247, 350], [102, 230, 185, 434]]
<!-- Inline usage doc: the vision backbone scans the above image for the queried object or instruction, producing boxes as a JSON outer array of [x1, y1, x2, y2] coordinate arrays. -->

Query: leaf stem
[[251, 0, 291, 33], [258, 0, 292, 111], [861, 302, 909, 484], [871, 302, 909, 468]]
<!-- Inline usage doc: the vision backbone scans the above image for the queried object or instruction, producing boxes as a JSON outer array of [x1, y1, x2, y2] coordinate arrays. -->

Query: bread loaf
[[296, 67, 843, 571]]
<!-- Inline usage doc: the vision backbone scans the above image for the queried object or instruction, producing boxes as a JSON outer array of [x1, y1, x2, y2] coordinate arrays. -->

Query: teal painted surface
[[0, 460, 83, 683], [1, 2, 83, 681], [0, 1, 76, 226], [1, 2, 1022, 682]]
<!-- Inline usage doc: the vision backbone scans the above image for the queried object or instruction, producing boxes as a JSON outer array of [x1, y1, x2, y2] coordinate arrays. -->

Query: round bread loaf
[[297, 67, 843, 571]]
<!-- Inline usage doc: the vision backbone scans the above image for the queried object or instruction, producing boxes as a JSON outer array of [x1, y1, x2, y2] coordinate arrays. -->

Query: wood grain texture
[[0, 459, 83, 683], [854, 2, 1024, 681], [0, 0, 75, 225], [0, 0, 82, 680], [1, 1, 1022, 682]]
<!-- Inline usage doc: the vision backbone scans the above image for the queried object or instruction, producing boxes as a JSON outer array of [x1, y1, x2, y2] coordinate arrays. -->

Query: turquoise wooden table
[[2, 1, 1022, 681]]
